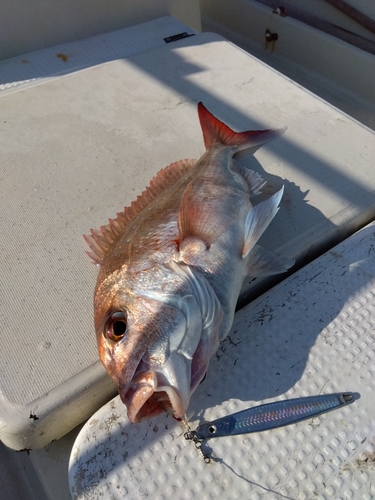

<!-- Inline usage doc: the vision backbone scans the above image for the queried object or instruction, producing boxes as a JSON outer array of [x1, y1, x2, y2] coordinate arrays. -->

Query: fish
[[84, 102, 293, 423]]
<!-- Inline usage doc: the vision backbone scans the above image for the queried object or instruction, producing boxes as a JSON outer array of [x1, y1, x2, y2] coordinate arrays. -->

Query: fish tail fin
[[198, 102, 286, 151]]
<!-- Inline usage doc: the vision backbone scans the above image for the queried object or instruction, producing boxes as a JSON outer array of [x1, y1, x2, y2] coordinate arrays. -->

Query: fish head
[[94, 263, 220, 423]]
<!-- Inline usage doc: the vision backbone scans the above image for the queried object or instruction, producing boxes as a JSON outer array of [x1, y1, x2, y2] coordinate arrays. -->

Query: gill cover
[[128, 262, 223, 420]]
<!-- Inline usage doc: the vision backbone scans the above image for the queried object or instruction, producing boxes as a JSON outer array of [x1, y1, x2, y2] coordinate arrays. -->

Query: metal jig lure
[[185, 393, 355, 462]]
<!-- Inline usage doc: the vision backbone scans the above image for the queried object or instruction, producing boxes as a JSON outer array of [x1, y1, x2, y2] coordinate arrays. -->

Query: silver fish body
[[85, 103, 293, 422]]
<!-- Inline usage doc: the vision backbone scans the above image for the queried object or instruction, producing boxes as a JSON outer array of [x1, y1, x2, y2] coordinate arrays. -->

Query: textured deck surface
[[69, 222, 375, 499]]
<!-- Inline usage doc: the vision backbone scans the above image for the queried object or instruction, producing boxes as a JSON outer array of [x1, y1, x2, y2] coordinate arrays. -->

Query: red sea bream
[[85, 103, 293, 422]]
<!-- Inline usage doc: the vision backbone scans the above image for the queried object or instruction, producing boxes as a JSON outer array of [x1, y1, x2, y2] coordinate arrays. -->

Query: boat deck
[[1, 9, 375, 500]]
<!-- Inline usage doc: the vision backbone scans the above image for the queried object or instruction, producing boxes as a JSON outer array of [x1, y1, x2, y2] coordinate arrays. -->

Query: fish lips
[[119, 369, 187, 423]]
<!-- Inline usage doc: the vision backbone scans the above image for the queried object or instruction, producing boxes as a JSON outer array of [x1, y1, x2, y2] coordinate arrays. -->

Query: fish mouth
[[120, 371, 187, 423]]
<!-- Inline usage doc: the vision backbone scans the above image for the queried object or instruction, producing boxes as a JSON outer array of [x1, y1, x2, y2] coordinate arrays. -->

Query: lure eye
[[105, 311, 127, 342]]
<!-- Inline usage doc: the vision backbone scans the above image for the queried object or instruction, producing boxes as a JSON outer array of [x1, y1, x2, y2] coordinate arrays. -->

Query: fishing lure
[[185, 393, 355, 462]]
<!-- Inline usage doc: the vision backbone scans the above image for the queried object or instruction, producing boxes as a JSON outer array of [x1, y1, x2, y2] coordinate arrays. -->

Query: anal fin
[[232, 160, 266, 197], [242, 187, 284, 258], [246, 244, 294, 276]]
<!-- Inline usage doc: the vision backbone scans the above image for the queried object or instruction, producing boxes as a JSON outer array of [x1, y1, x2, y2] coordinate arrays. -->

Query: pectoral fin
[[177, 182, 223, 248], [242, 187, 284, 258], [246, 244, 294, 276]]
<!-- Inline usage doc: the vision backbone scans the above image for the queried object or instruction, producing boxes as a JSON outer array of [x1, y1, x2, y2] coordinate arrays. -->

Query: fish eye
[[105, 311, 127, 342]]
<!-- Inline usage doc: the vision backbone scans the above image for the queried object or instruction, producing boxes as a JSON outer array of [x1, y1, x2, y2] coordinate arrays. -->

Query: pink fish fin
[[232, 160, 266, 197], [83, 159, 197, 264], [246, 244, 294, 276], [198, 102, 287, 151], [84, 250, 102, 265], [242, 186, 284, 258], [83, 227, 114, 264], [177, 182, 223, 248]]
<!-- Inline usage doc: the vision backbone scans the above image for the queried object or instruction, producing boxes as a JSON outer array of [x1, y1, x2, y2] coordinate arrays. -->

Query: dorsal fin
[[197, 102, 287, 151], [84, 159, 197, 264]]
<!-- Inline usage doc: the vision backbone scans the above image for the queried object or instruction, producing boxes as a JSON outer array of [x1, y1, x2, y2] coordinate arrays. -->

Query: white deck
[[1, 11, 375, 500]]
